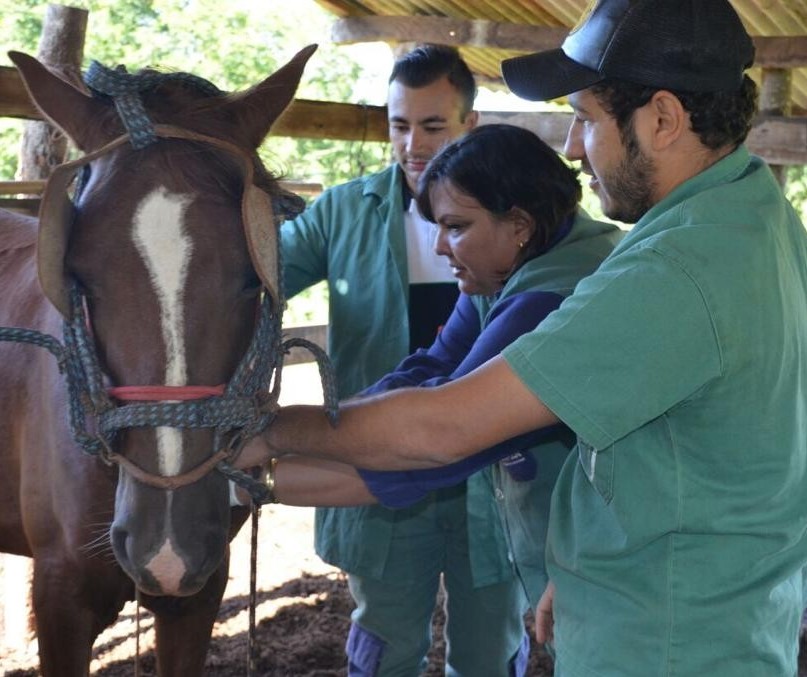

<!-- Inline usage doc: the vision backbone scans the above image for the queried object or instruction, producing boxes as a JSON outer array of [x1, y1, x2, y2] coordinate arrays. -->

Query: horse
[[0, 44, 319, 675]]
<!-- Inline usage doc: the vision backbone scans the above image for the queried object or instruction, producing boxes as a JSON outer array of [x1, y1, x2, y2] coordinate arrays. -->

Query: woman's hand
[[232, 439, 378, 508], [235, 434, 273, 470]]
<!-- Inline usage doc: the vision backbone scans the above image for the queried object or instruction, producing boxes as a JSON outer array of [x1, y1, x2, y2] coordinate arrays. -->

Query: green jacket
[[282, 164, 410, 397], [281, 164, 513, 584], [469, 212, 624, 606]]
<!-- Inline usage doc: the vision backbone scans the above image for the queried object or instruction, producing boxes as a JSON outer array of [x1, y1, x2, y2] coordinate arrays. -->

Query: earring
[[518, 241, 526, 249]]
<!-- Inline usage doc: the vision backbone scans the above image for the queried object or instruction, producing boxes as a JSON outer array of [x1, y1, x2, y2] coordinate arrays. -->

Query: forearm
[[359, 423, 568, 508], [266, 356, 559, 470], [364, 295, 479, 394], [266, 392, 442, 469], [273, 456, 376, 506]]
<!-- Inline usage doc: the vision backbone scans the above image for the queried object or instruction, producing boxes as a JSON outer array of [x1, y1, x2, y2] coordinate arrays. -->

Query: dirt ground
[[0, 503, 554, 676], [4, 522, 807, 677]]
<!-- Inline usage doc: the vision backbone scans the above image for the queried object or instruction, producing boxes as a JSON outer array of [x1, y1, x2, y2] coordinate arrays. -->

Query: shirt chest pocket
[[577, 439, 615, 504]]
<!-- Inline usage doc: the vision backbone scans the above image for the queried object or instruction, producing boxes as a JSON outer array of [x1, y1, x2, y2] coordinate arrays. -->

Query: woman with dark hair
[[242, 123, 621, 612]]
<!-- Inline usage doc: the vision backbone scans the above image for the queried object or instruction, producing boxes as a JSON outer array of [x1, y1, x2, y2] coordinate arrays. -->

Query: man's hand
[[535, 581, 555, 645]]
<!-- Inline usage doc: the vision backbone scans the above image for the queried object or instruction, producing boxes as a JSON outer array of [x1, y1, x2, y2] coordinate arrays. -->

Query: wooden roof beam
[[332, 15, 566, 52], [331, 15, 807, 68]]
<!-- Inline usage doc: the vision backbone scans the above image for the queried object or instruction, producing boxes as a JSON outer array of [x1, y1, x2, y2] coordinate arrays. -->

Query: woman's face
[[430, 180, 534, 296]]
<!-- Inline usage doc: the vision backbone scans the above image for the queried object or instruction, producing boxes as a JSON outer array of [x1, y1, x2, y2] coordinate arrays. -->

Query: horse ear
[[8, 51, 109, 152], [221, 44, 318, 149]]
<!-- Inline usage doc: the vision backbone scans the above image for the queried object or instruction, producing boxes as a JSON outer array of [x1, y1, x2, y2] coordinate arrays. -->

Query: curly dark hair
[[416, 124, 581, 263], [590, 75, 758, 151]]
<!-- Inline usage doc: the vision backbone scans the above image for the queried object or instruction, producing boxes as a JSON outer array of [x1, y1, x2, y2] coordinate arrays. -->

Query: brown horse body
[[0, 46, 315, 675]]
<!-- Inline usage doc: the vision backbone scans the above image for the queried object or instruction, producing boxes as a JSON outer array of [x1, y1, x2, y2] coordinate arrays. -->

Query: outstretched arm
[[273, 457, 376, 506], [264, 355, 558, 471]]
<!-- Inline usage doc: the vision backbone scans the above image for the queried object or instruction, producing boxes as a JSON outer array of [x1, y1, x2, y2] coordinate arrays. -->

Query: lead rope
[[0, 271, 338, 677], [248, 501, 260, 676], [0, 268, 338, 677], [243, 334, 338, 676]]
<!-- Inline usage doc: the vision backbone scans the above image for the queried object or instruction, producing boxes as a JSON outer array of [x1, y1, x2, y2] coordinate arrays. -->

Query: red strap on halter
[[107, 384, 226, 401]]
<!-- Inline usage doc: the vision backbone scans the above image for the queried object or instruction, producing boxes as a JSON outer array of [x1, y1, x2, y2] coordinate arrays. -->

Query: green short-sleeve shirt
[[504, 147, 807, 676]]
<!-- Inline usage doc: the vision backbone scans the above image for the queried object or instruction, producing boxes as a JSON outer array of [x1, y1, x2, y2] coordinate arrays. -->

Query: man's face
[[564, 89, 656, 224], [387, 76, 477, 193]]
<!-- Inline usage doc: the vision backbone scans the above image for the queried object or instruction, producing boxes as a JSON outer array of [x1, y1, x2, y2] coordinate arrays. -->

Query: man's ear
[[464, 109, 480, 130], [647, 90, 687, 151]]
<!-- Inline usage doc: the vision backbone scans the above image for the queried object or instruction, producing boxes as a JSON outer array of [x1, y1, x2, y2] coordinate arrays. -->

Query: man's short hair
[[389, 44, 477, 119], [591, 76, 759, 152]]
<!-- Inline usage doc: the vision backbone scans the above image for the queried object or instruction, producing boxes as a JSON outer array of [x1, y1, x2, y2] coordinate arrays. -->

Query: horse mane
[[0, 209, 37, 251]]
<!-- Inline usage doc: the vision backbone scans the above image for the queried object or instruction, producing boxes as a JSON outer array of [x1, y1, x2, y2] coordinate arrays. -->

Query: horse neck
[[0, 209, 38, 252]]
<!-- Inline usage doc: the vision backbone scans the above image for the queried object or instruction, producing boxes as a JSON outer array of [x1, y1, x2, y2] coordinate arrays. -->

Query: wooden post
[[759, 68, 792, 187], [16, 4, 88, 183]]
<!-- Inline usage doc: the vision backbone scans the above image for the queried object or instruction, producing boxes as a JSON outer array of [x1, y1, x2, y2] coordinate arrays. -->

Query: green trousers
[[344, 484, 529, 677]]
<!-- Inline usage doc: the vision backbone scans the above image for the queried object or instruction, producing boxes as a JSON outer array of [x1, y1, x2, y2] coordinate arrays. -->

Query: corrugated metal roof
[[314, 0, 807, 112]]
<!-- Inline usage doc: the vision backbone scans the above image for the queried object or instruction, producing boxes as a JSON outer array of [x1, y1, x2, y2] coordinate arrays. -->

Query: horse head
[[9, 45, 316, 597]]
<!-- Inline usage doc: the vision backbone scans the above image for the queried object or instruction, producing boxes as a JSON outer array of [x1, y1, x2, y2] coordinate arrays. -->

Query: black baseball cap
[[501, 0, 755, 101]]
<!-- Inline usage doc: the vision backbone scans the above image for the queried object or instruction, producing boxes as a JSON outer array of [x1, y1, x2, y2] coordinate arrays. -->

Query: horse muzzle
[[111, 465, 231, 596]]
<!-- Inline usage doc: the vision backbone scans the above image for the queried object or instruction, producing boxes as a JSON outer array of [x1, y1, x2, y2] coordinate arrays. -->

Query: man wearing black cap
[[244, 2, 807, 674]]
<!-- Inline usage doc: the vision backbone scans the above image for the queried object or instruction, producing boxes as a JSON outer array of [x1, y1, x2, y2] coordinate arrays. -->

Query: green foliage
[[0, 120, 24, 178], [0, 0, 390, 185], [0, 0, 44, 53], [786, 165, 807, 223], [0, 0, 397, 320], [284, 281, 329, 326]]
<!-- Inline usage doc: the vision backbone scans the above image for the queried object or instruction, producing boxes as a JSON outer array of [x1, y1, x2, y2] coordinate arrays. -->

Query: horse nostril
[[110, 525, 130, 567]]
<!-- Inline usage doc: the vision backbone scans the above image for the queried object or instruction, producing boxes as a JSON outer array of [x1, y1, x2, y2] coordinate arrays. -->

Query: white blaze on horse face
[[132, 187, 192, 477]]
